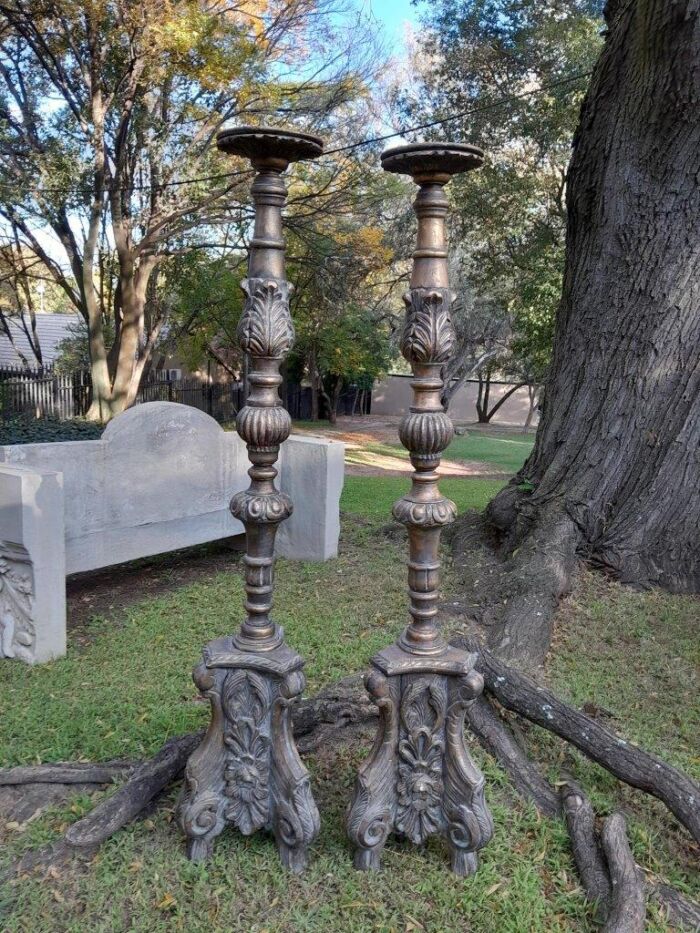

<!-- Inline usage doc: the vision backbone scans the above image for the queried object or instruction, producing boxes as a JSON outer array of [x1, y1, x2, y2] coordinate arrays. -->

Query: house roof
[[0, 312, 82, 367]]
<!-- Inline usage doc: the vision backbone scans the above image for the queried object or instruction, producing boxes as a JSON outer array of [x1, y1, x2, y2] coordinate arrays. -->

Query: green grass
[[341, 476, 507, 519], [321, 428, 534, 476], [444, 433, 534, 473], [0, 473, 697, 932]]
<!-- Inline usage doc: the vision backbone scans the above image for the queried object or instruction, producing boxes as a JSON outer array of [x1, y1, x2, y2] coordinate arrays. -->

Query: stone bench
[[0, 402, 344, 663]]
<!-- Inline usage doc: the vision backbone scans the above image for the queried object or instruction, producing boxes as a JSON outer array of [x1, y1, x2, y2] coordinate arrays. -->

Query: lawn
[[297, 421, 535, 478], [0, 471, 697, 932], [444, 432, 535, 474]]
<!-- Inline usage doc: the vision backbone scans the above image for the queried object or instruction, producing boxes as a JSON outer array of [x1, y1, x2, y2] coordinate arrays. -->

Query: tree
[[165, 246, 247, 379], [440, 267, 511, 411], [395, 0, 604, 412], [290, 220, 393, 421], [470, 0, 700, 663], [0, 0, 375, 419]]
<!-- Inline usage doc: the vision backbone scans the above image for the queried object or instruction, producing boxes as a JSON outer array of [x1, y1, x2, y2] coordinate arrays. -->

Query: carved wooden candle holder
[[347, 143, 494, 874], [178, 126, 323, 873]]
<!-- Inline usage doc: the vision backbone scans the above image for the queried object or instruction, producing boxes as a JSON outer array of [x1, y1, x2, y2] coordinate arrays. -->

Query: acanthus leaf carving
[[400, 289, 456, 364], [221, 669, 272, 835], [395, 677, 448, 844], [238, 278, 295, 359]]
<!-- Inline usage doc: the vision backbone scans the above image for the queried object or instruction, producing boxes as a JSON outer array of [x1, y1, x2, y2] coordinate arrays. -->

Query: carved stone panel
[[0, 542, 35, 662]]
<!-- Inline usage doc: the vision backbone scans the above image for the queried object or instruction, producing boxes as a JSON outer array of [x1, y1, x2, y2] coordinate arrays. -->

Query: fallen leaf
[[405, 916, 425, 931], [156, 892, 177, 911]]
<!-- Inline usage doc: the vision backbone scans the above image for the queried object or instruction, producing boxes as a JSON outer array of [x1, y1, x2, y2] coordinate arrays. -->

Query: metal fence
[[0, 365, 371, 424]]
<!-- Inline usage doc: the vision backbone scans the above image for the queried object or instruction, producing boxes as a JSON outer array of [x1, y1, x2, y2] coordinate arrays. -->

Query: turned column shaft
[[394, 179, 456, 655], [249, 169, 286, 279], [230, 163, 295, 651]]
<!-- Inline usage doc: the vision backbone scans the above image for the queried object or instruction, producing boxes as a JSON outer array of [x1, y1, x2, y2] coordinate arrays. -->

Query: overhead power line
[[0, 71, 591, 199], [323, 70, 592, 156]]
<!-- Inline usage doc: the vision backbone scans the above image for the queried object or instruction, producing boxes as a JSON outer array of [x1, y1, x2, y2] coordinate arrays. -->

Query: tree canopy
[[0, 0, 381, 417]]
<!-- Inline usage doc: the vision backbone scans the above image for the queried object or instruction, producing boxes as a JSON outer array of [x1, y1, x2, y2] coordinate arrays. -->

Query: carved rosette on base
[[347, 143, 494, 874], [178, 126, 323, 873]]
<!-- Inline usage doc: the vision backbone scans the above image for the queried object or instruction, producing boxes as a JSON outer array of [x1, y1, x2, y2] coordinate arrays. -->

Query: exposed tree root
[[456, 635, 700, 844], [64, 732, 204, 849], [649, 884, 700, 931], [600, 813, 647, 933], [560, 782, 700, 932], [0, 761, 136, 786], [448, 507, 581, 668], [467, 695, 560, 818], [561, 781, 611, 918]]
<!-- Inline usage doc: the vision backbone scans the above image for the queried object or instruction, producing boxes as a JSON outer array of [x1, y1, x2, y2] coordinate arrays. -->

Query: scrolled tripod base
[[347, 642, 493, 874], [178, 637, 320, 873]]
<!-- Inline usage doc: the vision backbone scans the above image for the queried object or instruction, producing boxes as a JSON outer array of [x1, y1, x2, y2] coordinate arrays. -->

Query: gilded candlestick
[[178, 127, 323, 873], [347, 142, 494, 874]]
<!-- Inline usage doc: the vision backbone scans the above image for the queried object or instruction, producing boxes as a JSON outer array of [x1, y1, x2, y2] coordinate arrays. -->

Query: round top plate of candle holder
[[380, 141, 484, 178], [217, 125, 324, 165]]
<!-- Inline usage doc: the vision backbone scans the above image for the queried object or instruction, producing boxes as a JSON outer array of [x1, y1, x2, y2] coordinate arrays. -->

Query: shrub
[[0, 415, 103, 445]]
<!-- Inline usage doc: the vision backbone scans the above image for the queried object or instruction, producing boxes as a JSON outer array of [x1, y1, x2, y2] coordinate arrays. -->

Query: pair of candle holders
[[177, 126, 494, 875]]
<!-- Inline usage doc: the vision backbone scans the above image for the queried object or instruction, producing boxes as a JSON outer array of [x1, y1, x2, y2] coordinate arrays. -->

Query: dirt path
[[294, 415, 513, 478]]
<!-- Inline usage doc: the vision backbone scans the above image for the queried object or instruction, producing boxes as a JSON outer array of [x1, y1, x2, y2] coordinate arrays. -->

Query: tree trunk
[[476, 369, 491, 422], [309, 345, 321, 421], [324, 376, 342, 425], [523, 384, 540, 432], [468, 0, 700, 661]]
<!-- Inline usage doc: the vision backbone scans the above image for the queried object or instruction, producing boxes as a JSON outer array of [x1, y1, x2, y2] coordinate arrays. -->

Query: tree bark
[[461, 0, 700, 662], [600, 813, 646, 933]]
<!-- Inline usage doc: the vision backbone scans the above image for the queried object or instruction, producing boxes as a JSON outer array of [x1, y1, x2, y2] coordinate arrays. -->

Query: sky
[[359, 0, 419, 46]]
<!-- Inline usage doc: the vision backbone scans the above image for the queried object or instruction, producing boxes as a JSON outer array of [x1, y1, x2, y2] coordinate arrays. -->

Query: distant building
[[0, 311, 240, 387], [0, 312, 81, 368]]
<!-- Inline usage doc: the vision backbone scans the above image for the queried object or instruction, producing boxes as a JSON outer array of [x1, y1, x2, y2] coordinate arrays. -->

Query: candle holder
[[347, 143, 494, 875], [178, 126, 323, 873]]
